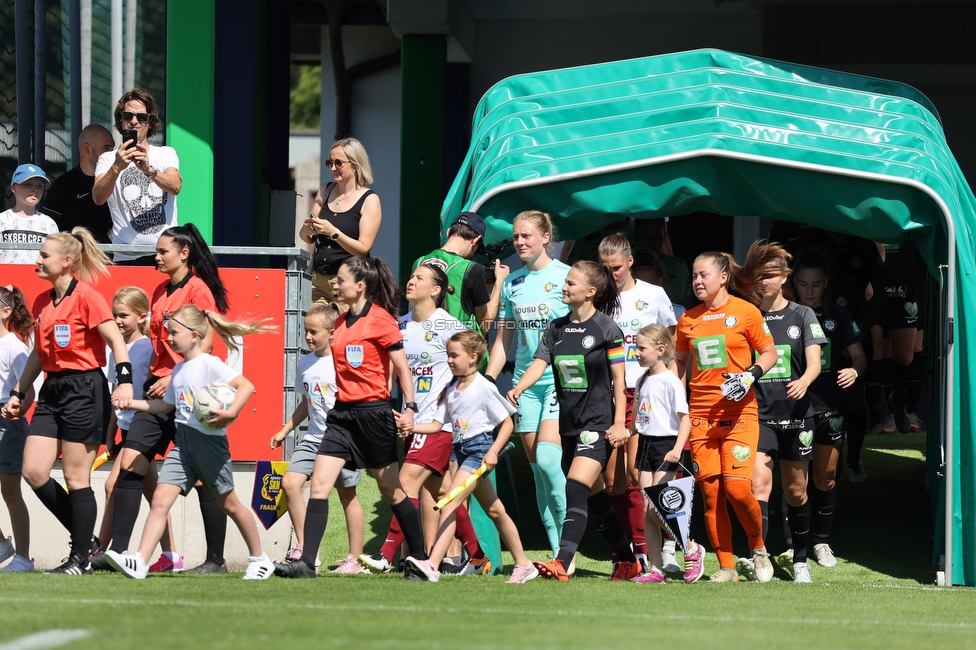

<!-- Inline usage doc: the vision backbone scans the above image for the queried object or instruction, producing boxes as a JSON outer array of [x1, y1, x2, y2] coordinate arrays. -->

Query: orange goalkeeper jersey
[[675, 295, 773, 419]]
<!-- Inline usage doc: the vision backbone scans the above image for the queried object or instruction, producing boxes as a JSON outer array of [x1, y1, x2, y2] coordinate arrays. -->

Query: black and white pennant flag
[[644, 476, 695, 552]]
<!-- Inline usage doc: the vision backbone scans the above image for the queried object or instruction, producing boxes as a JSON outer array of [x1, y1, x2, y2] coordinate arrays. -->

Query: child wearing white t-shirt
[[1, 164, 58, 264]]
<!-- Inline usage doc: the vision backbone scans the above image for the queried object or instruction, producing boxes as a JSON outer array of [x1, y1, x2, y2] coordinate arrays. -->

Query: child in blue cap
[[2, 164, 59, 264]]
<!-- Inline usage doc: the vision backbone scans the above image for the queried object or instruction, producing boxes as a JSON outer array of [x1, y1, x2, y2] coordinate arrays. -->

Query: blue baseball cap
[[10, 163, 49, 189]]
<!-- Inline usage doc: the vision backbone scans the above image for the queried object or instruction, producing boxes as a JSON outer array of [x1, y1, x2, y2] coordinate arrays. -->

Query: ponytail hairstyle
[[573, 260, 620, 316], [0, 285, 33, 342], [694, 248, 766, 306], [636, 323, 675, 365], [340, 256, 399, 316], [47, 227, 112, 283], [438, 330, 488, 405], [113, 286, 151, 336], [792, 253, 832, 318], [306, 302, 341, 331], [420, 262, 455, 310], [744, 239, 793, 301], [169, 304, 275, 355], [513, 210, 557, 256], [159, 224, 229, 313]]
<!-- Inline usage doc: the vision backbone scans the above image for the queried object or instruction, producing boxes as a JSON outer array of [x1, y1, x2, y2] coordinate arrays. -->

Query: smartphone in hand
[[122, 129, 138, 149]]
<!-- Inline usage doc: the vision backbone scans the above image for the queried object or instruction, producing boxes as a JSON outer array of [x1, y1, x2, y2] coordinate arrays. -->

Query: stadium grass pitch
[[1, 434, 973, 649]]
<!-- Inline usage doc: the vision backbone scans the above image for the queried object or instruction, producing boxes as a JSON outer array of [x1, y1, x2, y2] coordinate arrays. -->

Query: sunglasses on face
[[325, 159, 352, 169], [121, 111, 150, 123]]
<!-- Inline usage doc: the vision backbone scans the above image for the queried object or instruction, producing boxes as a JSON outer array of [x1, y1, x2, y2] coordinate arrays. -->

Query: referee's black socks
[[69, 487, 97, 560], [110, 470, 145, 553], [301, 498, 330, 569], [196, 487, 227, 565], [32, 477, 74, 530]]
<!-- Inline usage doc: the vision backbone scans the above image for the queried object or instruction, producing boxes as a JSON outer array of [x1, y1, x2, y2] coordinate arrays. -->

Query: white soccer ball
[[193, 381, 237, 429]]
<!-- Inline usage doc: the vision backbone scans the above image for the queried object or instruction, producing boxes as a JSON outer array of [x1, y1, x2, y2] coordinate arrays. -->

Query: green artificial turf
[[2, 433, 973, 649]]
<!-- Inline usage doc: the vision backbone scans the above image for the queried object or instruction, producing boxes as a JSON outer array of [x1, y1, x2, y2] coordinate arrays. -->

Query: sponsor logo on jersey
[[538, 303, 550, 317], [543, 282, 558, 293], [54, 324, 70, 348], [564, 327, 586, 333], [634, 299, 648, 311], [511, 275, 526, 287], [417, 376, 432, 393], [422, 258, 448, 272], [346, 345, 364, 368], [424, 330, 436, 343], [702, 313, 725, 321], [851, 321, 861, 336]]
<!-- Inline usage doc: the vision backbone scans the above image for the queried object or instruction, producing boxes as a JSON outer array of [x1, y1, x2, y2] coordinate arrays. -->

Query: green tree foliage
[[290, 64, 321, 131]]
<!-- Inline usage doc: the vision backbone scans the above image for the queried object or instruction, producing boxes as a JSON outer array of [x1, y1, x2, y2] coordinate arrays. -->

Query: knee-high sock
[[608, 492, 629, 562], [781, 491, 793, 549], [810, 484, 838, 543], [536, 442, 566, 545], [391, 498, 427, 561], [32, 477, 73, 531], [590, 489, 636, 564], [725, 479, 763, 551], [453, 504, 483, 559], [555, 479, 589, 566], [699, 477, 734, 569], [110, 470, 145, 553], [787, 500, 811, 563], [196, 486, 226, 564], [906, 353, 926, 415], [378, 497, 417, 561], [759, 499, 769, 544], [301, 498, 329, 569], [864, 360, 888, 426], [529, 462, 557, 554], [69, 487, 97, 560], [627, 486, 647, 556]]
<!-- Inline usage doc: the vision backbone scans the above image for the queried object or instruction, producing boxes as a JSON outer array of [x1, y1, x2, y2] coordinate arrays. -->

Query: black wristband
[[404, 401, 418, 412], [8, 389, 25, 401], [116, 362, 134, 385], [746, 364, 765, 381]]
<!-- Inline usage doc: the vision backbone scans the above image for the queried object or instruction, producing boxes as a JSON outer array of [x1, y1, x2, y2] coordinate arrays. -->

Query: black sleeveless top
[[312, 187, 376, 274]]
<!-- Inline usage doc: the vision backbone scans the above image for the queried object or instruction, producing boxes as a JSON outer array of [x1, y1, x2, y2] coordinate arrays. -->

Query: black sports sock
[[110, 470, 145, 552], [556, 479, 590, 566], [906, 353, 926, 414], [196, 486, 227, 564], [787, 500, 811, 564], [810, 484, 838, 543], [300, 498, 329, 569], [759, 499, 769, 544], [32, 477, 73, 530], [780, 492, 793, 548], [865, 361, 888, 427], [69, 487, 97, 560], [892, 362, 912, 433], [391, 498, 427, 561], [590, 488, 636, 563]]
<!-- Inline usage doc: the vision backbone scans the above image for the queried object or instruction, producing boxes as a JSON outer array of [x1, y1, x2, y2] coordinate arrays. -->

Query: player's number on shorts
[[409, 434, 427, 451], [554, 355, 588, 388]]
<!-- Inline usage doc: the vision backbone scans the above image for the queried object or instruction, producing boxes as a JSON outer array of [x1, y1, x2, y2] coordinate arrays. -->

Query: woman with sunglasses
[[93, 89, 182, 266], [301, 138, 382, 309]]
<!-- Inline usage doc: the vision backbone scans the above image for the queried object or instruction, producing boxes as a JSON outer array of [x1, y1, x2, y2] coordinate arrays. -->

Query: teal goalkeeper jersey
[[500, 259, 571, 382]]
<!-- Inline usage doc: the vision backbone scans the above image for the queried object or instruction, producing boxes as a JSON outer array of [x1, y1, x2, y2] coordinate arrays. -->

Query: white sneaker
[[661, 548, 681, 575], [813, 543, 837, 568], [0, 537, 13, 565], [793, 562, 812, 583], [753, 548, 774, 583], [0, 554, 33, 572], [244, 554, 275, 580], [105, 550, 148, 580]]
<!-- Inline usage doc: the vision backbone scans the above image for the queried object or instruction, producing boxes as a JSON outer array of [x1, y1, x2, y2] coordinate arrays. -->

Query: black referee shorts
[[317, 401, 399, 470], [30, 369, 110, 445]]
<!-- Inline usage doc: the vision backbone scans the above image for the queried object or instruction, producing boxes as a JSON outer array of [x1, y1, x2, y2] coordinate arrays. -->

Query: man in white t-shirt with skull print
[[93, 88, 182, 265]]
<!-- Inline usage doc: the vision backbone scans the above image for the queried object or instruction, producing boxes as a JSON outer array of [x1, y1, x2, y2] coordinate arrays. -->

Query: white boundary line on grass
[[0, 596, 973, 631], [0, 629, 91, 650]]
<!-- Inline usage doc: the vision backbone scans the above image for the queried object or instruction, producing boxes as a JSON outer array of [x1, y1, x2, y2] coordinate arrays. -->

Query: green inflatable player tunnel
[[441, 48, 976, 586]]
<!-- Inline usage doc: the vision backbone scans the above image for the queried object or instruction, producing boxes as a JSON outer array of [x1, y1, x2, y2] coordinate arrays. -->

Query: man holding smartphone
[[93, 89, 182, 265]]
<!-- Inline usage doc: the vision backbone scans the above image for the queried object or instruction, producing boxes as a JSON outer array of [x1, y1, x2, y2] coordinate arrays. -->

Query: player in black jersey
[[741, 243, 827, 584], [508, 260, 641, 582], [794, 254, 867, 566]]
